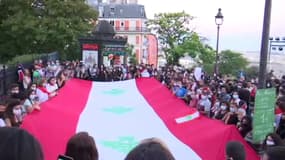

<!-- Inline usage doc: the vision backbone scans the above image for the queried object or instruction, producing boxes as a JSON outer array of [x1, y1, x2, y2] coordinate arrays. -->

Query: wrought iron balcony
[[114, 27, 150, 33]]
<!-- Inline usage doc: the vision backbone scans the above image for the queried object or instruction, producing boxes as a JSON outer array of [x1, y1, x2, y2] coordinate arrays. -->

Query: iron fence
[[0, 52, 59, 96]]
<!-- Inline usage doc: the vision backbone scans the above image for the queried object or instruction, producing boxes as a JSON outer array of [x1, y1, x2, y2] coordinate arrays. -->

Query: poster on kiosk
[[82, 44, 98, 67]]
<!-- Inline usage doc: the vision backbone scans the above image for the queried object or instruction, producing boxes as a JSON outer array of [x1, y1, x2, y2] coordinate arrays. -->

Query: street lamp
[[215, 8, 224, 75], [258, 0, 272, 89]]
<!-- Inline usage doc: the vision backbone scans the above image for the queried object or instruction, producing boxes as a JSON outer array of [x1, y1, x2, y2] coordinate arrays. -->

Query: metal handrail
[[114, 27, 150, 32]]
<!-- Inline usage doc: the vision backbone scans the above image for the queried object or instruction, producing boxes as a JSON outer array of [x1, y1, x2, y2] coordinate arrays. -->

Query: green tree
[[147, 12, 194, 65], [0, 0, 98, 63], [218, 50, 249, 75], [175, 33, 215, 64], [200, 45, 216, 74], [147, 12, 215, 65], [245, 66, 259, 79], [125, 44, 137, 65], [198, 44, 216, 65]]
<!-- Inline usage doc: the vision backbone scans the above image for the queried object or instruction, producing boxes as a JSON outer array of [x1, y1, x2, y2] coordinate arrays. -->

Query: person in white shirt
[[30, 83, 48, 104], [0, 119, 5, 127], [122, 65, 127, 80], [89, 65, 97, 80], [46, 77, 59, 93], [22, 90, 41, 115], [36, 88, 49, 104], [23, 69, 32, 90], [232, 91, 241, 105], [198, 92, 212, 117], [141, 67, 150, 78], [31, 81, 49, 104]]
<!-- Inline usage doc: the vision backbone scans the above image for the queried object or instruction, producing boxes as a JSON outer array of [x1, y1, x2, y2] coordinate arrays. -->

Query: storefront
[[79, 20, 127, 68]]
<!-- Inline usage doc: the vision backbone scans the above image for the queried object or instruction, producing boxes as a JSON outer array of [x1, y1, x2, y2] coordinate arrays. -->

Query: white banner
[[82, 50, 98, 67]]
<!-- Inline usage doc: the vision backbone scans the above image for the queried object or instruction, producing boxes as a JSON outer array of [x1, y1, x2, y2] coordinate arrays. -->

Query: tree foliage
[[245, 66, 259, 79], [125, 44, 137, 65], [147, 12, 190, 65], [218, 50, 249, 75], [147, 12, 215, 65], [0, 0, 98, 63]]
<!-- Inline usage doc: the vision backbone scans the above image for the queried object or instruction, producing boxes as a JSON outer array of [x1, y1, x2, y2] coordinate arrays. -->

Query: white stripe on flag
[[76, 79, 201, 160], [175, 112, 200, 124]]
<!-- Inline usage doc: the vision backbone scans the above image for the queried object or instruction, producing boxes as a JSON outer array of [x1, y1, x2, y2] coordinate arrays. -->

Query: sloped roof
[[92, 20, 116, 37], [99, 4, 146, 19]]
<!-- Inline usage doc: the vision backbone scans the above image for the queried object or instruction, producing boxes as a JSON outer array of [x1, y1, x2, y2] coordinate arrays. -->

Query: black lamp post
[[258, 0, 272, 89], [215, 8, 224, 75]]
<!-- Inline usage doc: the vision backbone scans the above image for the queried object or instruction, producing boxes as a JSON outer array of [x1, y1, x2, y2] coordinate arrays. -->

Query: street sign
[[253, 88, 276, 143]]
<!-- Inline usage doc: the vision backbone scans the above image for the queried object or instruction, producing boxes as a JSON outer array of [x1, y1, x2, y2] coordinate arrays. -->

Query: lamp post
[[32, 0, 45, 8], [215, 8, 224, 75], [258, 0, 272, 89]]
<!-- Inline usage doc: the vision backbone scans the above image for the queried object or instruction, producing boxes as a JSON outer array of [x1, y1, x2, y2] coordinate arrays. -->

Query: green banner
[[102, 44, 126, 56], [253, 88, 276, 143], [102, 51, 126, 56]]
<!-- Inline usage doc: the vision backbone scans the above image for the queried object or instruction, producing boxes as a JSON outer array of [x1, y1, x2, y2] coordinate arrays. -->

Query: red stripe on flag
[[21, 79, 92, 160], [135, 78, 259, 160], [83, 44, 98, 50]]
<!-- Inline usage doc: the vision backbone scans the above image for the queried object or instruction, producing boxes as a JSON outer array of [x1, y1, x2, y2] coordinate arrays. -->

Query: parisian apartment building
[[89, 0, 158, 65]]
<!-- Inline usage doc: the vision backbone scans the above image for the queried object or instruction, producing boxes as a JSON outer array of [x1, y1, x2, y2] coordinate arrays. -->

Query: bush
[[245, 66, 259, 79], [6, 54, 39, 66]]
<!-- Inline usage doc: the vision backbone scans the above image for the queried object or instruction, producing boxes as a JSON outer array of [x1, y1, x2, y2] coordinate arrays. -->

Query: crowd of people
[[0, 59, 71, 127], [155, 65, 285, 151], [1, 127, 285, 160], [0, 60, 158, 127], [1, 60, 285, 159]]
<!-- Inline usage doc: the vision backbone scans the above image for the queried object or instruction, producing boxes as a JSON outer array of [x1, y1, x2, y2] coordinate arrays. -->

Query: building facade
[[107, 0, 138, 4], [97, 2, 158, 66]]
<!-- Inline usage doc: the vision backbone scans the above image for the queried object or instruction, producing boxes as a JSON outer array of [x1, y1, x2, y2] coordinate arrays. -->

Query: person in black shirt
[[225, 141, 246, 160], [238, 82, 250, 106], [223, 103, 239, 125], [97, 65, 107, 82], [237, 116, 252, 137]]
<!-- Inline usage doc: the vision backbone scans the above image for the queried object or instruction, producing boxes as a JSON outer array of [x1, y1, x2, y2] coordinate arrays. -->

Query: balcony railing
[[114, 27, 150, 33]]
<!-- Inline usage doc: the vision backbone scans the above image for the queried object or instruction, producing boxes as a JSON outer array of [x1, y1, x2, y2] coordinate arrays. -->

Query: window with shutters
[[136, 36, 140, 45]]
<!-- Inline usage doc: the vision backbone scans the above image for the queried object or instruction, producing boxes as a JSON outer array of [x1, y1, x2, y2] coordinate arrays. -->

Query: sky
[[138, 0, 285, 52]]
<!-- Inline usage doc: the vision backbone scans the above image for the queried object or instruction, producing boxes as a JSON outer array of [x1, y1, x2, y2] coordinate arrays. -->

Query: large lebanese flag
[[22, 78, 259, 160]]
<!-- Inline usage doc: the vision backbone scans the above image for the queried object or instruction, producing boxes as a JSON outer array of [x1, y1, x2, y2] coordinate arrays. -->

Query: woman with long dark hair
[[0, 127, 43, 160], [214, 101, 230, 120], [125, 138, 175, 160], [237, 116, 252, 137], [22, 89, 41, 115], [65, 132, 98, 160], [4, 99, 23, 127], [0, 100, 7, 127], [262, 133, 285, 151]]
